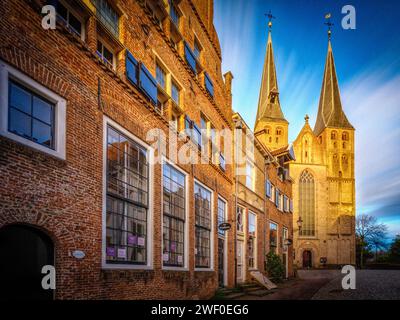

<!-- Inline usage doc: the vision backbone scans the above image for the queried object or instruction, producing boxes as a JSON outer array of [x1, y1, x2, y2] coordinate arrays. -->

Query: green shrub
[[266, 252, 285, 282]]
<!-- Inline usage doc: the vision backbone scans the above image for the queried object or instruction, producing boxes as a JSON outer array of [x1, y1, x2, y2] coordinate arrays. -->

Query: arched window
[[342, 132, 349, 141], [331, 131, 337, 140], [299, 170, 315, 237], [343, 142, 346, 149], [276, 127, 283, 136], [269, 137, 272, 143], [266, 126, 271, 135]]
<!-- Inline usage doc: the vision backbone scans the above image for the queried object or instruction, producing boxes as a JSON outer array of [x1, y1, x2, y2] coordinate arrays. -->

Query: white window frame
[[248, 210, 257, 270], [57, 0, 86, 41], [269, 220, 278, 253], [236, 205, 245, 234], [194, 179, 214, 272], [102, 116, 154, 270], [161, 156, 189, 271], [96, 37, 116, 70], [217, 195, 228, 286], [270, 184, 275, 203], [0, 60, 66, 160], [245, 160, 255, 191]]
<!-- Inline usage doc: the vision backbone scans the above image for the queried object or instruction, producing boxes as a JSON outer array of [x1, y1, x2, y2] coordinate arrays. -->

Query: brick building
[[0, 0, 235, 299]]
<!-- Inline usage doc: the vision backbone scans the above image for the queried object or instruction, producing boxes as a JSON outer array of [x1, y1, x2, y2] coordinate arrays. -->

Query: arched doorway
[[0, 224, 54, 300], [302, 250, 312, 269]]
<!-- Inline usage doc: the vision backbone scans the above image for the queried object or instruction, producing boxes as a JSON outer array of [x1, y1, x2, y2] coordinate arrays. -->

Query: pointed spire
[[314, 36, 354, 136], [255, 16, 287, 128]]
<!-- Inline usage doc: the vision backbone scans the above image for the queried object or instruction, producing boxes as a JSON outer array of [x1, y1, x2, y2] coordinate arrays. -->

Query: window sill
[[162, 266, 189, 272], [102, 263, 153, 270], [194, 268, 214, 272]]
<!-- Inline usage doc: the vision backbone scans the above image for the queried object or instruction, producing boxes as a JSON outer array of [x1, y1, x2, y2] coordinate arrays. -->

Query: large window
[[195, 182, 212, 268], [163, 164, 186, 267], [105, 126, 149, 265], [269, 222, 278, 254], [8, 81, 55, 150], [217, 198, 226, 237], [248, 212, 256, 268], [299, 170, 315, 237]]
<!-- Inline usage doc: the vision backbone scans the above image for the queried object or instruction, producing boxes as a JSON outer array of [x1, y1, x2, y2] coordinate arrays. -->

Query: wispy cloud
[[215, 0, 400, 238], [341, 69, 400, 236]]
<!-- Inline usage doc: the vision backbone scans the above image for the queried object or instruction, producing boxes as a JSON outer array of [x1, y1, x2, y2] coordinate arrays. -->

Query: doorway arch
[[302, 250, 312, 269], [0, 224, 55, 300]]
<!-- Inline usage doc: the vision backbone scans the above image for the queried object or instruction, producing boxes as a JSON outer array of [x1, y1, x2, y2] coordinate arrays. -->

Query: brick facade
[[0, 0, 293, 299]]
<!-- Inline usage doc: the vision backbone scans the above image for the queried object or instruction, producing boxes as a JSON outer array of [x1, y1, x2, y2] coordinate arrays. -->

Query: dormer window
[[331, 131, 337, 140]]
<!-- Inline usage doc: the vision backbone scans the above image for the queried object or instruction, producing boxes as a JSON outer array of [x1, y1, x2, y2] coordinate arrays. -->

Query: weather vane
[[324, 13, 334, 39], [265, 10, 276, 30]]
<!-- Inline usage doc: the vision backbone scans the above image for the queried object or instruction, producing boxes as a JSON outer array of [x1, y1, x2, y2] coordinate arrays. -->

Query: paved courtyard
[[312, 270, 400, 300], [236, 270, 400, 300]]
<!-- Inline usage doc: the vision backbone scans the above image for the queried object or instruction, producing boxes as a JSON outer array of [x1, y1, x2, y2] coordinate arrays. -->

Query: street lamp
[[297, 216, 303, 233]]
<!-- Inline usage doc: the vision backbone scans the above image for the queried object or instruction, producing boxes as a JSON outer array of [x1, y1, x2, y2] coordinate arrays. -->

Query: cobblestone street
[[312, 270, 400, 300], [235, 270, 400, 300]]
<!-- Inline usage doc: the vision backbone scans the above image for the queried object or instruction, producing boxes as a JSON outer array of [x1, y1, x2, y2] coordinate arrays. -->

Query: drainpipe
[[233, 117, 243, 287]]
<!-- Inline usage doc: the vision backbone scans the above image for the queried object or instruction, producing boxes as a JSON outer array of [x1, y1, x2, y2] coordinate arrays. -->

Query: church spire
[[255, 13, 287, 130], [314, 27, 353, 136]]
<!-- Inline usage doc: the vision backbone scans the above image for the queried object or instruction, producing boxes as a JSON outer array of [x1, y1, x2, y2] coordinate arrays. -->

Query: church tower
[[313, 33, 356, 265], [254, 19, 288, 151], [289, 25, 356, 268]]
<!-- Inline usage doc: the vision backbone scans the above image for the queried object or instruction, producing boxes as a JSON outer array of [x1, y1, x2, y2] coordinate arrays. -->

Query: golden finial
[[265, 10, 275, 31], [324, 13, 334, 40], [305, 114, 309, 123]]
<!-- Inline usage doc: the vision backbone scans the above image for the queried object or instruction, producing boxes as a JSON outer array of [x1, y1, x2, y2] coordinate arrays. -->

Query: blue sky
[[214, 0, 400, 238]]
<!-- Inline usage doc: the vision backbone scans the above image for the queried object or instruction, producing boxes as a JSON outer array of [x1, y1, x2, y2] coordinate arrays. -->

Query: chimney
[[224, 71, 233, 94], [224, 71, 233, 108]]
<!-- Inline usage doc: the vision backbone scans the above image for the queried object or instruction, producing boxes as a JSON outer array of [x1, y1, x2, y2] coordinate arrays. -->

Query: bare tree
[[356, 214, 388, 267]]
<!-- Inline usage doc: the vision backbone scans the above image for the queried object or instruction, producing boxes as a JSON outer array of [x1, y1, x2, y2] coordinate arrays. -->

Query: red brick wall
[[0, 0, 233, 299]]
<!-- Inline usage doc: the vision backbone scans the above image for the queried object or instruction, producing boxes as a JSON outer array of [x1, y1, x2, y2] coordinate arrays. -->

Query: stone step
[[247, 289, 272, 297], [224, 292, 246, 300], [239, 283, 260, 289], [242, 286, 264, 293]]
